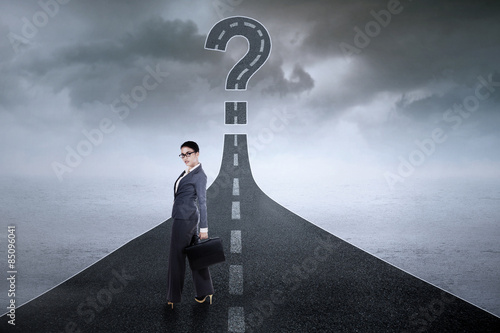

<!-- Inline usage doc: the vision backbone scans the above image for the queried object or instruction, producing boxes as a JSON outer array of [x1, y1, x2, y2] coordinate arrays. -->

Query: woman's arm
[[195, 172, 208, 238]]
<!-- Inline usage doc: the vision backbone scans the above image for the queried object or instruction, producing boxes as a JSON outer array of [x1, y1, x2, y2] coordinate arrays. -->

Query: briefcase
[[185, 237, 225, 270]]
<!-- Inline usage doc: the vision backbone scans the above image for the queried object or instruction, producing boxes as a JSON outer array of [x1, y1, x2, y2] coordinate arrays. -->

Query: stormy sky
[[1, 0, 499, 188]]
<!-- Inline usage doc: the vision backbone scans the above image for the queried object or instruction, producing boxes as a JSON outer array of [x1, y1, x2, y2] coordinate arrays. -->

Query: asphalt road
[[2, 134, 499, 332]]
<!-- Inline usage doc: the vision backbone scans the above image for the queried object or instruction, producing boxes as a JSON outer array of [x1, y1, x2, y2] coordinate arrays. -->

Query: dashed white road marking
[[244, 21, 256, 29], [228, 134, 244, 332], [228, 307, 245, 332], [250, 54, 261, 67], [230, 230, 242, 253], [237, 68, 249, 80], [229, 265, 244, 295], [233, 178, 240, 196], [232, 201, 240, 220]]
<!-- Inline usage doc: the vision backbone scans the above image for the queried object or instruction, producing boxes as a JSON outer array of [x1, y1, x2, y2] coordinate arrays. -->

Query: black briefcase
[[185, 237, 225, 270]]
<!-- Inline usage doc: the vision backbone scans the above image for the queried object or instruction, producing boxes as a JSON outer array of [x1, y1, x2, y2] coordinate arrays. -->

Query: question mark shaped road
[[205, 16, 272, 91]]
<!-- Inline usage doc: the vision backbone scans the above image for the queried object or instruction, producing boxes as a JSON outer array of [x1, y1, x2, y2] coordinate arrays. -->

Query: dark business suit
[[166, 164, 214, 303]]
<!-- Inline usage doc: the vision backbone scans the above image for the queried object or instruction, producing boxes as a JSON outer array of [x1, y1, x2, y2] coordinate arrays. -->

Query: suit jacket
[[171, 164, 208, 229]]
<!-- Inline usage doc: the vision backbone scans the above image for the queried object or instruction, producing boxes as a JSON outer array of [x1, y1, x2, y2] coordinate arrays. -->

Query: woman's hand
[[199, 232, 208, 240]]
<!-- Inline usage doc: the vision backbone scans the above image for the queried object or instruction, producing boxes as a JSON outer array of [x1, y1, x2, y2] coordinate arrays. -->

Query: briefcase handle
[[190, 235, 219, 246]]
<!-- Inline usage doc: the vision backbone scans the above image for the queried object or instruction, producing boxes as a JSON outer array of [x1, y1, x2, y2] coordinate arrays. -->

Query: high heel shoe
[[167, 301, 174, 309], [195, 294, 213, 304]]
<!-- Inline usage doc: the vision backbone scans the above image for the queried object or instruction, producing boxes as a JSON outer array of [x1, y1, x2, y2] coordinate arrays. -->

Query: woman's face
[[180, 146, 199, 169]]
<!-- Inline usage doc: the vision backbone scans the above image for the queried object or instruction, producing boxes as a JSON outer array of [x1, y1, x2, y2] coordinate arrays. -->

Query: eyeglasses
[[179, 151, 196, 158]]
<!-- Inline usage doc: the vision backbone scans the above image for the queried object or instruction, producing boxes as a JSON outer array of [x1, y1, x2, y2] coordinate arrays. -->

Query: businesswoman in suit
[[166, 141, 214, 309]]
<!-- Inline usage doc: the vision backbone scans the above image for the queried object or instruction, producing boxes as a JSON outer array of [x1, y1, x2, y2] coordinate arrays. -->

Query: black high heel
[[195, 295, 213, 304]]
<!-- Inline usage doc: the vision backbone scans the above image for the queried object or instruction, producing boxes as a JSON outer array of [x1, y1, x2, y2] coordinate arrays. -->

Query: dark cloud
[[57, 18, 207, 66], [8, 17, 219, 108], [257, 0, 500, 105], [262, 62, 314, 96]]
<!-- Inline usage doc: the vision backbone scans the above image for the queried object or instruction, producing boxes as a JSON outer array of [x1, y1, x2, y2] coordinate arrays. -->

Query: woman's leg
[[190, 229, 215, 298], [166, 219, 196, 303], [192, 267, 214, 298]]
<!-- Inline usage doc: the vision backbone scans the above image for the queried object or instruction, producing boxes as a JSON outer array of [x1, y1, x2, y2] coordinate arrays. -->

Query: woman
[[166, 141, 214, 309]]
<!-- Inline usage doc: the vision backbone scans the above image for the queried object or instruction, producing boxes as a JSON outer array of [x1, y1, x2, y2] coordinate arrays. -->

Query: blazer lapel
[[174, 171, 186, 197], [173, 164, 202, 197]]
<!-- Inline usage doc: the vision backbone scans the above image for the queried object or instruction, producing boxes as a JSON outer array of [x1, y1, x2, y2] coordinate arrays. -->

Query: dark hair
[[180, 141, 199, 153]]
